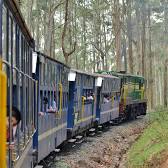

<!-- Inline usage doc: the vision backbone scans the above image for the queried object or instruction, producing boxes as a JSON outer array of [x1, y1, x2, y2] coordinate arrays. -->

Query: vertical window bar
[[16, 24, 21, 157], [6, 8, 11, 168]]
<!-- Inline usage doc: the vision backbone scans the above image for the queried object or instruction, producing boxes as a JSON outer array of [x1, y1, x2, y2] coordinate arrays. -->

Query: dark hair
[[7, 106, 21, 124], [43, 97, 48, 104]]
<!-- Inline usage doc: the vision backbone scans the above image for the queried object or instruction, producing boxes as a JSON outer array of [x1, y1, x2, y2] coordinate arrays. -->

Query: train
[[0, 0, 147, 168]]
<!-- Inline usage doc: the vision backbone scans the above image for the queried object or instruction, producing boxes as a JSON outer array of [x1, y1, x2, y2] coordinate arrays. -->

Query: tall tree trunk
[[103, 13, 108, 71], [135, 1, 141, 75], [44, 2, 64, 57], [62, 0, 76, 65], [141, 0, 146, 77], [163, 0, 168, 107], [113, 0, 121, 72], [82, 0, 86, 70], [148, 7, 154, 109], [26, 0, 34, 32], [121, 0, 127, 72], [74, 0, 78, 69], [36, 0, 40, 50], [126, 0, 133, 73], [164, 59, 168, 107]]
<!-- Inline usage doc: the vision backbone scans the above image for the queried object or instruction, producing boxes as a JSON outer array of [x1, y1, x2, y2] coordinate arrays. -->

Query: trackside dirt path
[[48, 116, 149, 168]]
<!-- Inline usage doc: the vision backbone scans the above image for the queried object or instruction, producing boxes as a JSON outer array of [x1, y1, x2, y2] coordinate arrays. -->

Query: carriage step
[[72, 144, 76, 148], [76, 140, 83, 144], [68, 139, 76, 143], [54, 148, 60, 152], [109, 121, 113, 124], [98, 125, 102, 128], [35, 166, 43, 168], [89, 132, 95, 136], [89, 128, 95, 132], [76, 135, 83, 139]]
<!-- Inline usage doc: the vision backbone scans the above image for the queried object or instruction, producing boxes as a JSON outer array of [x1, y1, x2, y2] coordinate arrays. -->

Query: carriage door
[[95, 77, 103, 121]]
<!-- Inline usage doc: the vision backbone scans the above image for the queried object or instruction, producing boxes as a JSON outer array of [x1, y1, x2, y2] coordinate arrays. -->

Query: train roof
[[70, 69, 96, 76], [99, 71, 145, 80], [36, 51, 70, 69], [70, 69, 120, 80], [94, 73, 120, 80], [4, 0, 35, 48]]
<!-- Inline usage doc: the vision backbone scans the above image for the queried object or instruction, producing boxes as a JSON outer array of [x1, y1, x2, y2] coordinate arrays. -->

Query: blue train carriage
[[106, 71, 147, 120], [94, 74, 121, 125], [33, 52, 70, 163], [1, 0, 37, 168], [67, 69, 96, 138]]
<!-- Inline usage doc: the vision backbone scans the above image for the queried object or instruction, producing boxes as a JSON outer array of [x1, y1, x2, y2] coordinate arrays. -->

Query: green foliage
[[19, 0, 168, 107], [127, 110, 168, 168]]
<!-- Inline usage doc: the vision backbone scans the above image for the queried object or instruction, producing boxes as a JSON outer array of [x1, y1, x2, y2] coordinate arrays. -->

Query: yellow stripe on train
[[0, 59, 7, 168]]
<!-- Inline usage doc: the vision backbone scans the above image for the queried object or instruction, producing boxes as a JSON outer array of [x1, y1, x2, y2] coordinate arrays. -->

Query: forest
[[17, 0, 168, 110]]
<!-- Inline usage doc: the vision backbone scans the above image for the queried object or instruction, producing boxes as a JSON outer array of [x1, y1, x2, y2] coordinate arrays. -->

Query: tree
[[62, 0, 76, 65]]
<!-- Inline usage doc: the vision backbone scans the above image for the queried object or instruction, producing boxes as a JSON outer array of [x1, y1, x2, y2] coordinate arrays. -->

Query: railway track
[[38, 116, 149, 168]]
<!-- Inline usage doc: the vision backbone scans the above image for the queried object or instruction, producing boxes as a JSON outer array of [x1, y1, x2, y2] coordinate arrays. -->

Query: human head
[[7, 106, 21, 127], [43, 96, 48, 105], [104, 95, 108, 98]]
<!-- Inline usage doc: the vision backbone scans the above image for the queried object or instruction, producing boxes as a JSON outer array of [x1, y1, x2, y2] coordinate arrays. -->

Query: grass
[[127, 109, 168, 168]]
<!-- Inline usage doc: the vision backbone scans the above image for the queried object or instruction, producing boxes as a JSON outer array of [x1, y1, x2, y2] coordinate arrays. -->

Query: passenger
[[39, 96, 57, 115], [6, 106, 21, 148], [103, 95, 109, 103], [47, 98, 57, 113], [116, 92, 120, 101], [87, 94, 94, 100]]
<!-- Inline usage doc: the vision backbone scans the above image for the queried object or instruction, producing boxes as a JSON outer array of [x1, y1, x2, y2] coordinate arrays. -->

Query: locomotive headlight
[[32, 52, 37, 73]]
